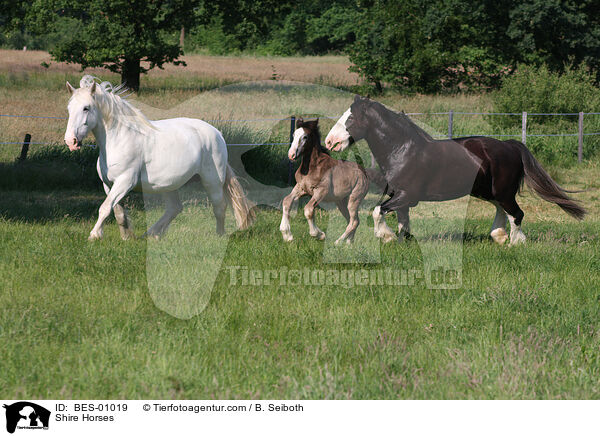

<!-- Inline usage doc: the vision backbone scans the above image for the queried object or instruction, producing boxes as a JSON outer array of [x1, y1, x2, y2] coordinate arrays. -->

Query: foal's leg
[[102, 182, 135, 240], [335, 192, 363, 245], [280, 185, 304, 242], [336, 198, 350, 224], [89, 172, 137, 241], [489, 201, 508, 245], [144, 191, 183, 239], [305, 188, 327, 240]]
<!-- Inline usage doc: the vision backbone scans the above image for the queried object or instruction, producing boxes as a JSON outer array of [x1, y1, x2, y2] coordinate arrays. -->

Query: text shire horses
[[280, 118, 369, 244], [64, 76, 255, 240], [325, 96, 585, 245]]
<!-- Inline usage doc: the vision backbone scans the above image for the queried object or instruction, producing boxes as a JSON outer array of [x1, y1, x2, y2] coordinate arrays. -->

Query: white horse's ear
[[90, 81, 97, 95], [66, 81, 75, 94]]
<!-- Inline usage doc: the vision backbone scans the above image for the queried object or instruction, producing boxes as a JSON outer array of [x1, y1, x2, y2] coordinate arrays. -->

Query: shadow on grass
[[0, 190, 104, 222], [0, 146, 100, 192]]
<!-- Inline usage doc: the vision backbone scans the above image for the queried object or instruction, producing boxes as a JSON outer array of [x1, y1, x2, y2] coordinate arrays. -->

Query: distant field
[[1, 50, 599, 399], [1, 49, 595, 165]]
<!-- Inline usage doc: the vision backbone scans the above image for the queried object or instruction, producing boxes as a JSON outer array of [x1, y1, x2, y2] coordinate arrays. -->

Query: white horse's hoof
[[491, 228, 508, 245], [88, 232, 102, 241], [282, 233, 294, 242]]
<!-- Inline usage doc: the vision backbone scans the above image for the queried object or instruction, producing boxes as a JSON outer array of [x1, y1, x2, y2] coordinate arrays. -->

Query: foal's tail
[[512, 140, 586, 220], [224, 164, 256, 230]]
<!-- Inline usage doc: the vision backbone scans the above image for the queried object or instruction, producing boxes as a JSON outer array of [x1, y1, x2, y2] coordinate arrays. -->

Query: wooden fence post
[[521, 112, 527, 144], [578, 112, 584, 163], [448, 110, 453, 139], [288, 116, 295, 185], [18, 133, 31, 162]]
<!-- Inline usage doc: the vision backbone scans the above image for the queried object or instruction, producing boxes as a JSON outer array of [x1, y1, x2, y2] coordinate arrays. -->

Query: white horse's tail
[[224, 164, 256, 230]]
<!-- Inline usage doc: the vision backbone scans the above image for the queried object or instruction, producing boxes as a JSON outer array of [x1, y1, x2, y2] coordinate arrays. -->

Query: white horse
[[64, 75, 255, 240]]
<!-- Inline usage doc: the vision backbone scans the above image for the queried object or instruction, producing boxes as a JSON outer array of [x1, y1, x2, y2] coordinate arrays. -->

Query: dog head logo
[[3, 402, 50, 434]]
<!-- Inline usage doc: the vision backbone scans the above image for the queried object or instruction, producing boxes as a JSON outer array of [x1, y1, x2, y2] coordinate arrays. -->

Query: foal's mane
[[77, 75, 155, 131]]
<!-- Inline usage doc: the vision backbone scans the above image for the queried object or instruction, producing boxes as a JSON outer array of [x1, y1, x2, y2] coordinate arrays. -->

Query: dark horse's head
[[288, 117, 328, 161], [325, 95, 374, 151], [325, 95, 430, 152]]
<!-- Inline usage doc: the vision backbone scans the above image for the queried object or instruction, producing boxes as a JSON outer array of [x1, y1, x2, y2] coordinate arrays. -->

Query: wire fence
[[2, 111, 600, 162]]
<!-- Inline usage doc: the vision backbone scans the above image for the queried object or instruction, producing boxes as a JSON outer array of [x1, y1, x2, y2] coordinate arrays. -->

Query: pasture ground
[[0, 50, 599, 399]]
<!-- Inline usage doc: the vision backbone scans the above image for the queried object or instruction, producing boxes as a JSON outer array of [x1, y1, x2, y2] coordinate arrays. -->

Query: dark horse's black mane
[[367, 100, 434, 143]]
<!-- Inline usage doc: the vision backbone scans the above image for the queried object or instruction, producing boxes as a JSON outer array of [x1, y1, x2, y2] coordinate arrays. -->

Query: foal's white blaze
[[325, 108, 352, 152], [288, 128, 307, 160]]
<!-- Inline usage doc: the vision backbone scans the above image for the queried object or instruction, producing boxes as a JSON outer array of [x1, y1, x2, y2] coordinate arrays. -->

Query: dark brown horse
[[280, 118, 369, 244], [325, 96, 585, 245]]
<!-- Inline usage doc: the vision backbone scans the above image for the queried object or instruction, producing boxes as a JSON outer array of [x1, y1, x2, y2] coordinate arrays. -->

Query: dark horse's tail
[[510, 140, 586, 220]]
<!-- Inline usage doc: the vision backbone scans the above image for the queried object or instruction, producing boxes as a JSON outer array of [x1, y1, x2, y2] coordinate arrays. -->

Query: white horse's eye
[[83, 107, 89, 112]]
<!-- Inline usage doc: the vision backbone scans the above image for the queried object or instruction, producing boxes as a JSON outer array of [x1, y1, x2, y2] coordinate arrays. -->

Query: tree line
[[1, 0, 599, 92]]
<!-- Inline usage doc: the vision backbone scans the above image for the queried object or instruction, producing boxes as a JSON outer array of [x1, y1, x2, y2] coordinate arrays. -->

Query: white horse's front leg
[[102, 182, 135, 240], [89, 173, 137, 241]]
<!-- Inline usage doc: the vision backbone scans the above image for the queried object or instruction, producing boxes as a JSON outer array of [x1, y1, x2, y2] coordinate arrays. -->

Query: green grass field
[[1, 51, 599, 399], [1, 171, 599, 399]]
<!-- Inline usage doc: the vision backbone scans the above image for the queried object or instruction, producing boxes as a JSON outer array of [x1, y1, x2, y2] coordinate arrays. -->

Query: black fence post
[[288, 116, 295, 185], [18, 133, 31, 162], [578, 112, 584, 163]]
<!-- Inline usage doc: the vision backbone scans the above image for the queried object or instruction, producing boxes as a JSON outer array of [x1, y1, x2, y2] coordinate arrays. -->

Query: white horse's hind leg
[[202, 178, 227, 235], [490, 201, 509, 245], [508, 214, 526, 245], [89, 173, 137, 241], [144, 191, 183, 239]]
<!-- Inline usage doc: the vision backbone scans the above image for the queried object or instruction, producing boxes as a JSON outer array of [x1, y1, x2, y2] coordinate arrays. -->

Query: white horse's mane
[[79, 75, 155, 131]]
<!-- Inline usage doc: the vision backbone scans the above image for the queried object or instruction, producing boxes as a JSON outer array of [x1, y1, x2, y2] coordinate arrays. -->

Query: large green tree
[[26, 0, 198, 91], [348, 0, 600, 93]]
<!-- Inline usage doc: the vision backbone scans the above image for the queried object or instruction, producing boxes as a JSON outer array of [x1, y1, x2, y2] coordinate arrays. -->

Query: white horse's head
[[64, 79, 100, 151]]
